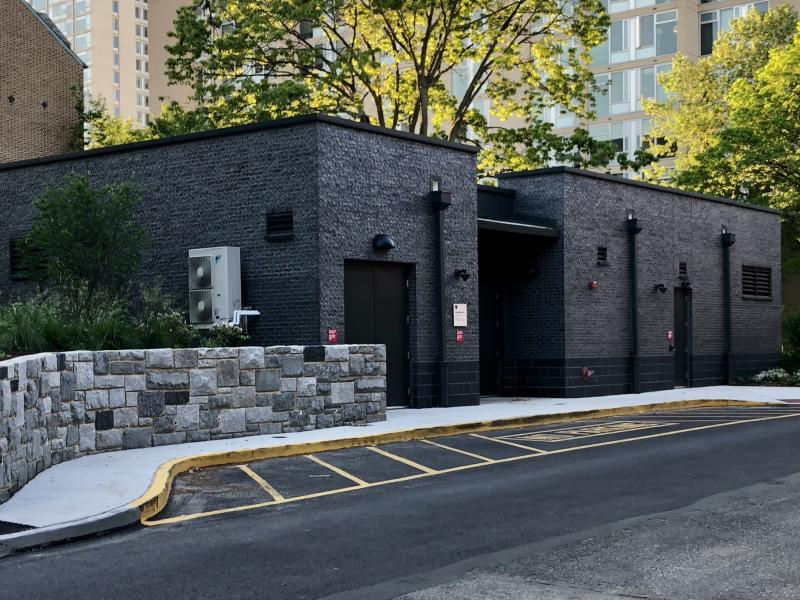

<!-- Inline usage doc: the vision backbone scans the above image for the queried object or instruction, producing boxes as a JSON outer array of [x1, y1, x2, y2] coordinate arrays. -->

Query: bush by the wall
[[781, 314, 800, 372]]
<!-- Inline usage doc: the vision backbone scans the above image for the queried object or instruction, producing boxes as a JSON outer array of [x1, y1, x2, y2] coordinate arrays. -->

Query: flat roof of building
[[497, 166, 780, 215], [0, 114, 478, 173]]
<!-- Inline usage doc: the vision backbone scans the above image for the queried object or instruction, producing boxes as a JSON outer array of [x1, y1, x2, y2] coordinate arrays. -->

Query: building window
[[597, 247, 608, 265], [75, 15, 90, 34], [74, 33, 91, 51], [113, 70, 120, 84], [135, 6, 148, 20], [654, 11, 678, 56], [136, 41, 148, 55], [266, 211, 294, 241], [114, 53, 120, 67], [742, 265, 772, 299], [595, 11, 677, 66], [700, 2, 768, 55], [136, 94, 149, 107], [112, 0, 118, 14], [75, 0, 90, 14]]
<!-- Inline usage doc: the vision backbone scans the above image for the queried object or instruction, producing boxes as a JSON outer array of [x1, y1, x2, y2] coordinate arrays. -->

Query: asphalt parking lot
[[147, 404, 800, 526]]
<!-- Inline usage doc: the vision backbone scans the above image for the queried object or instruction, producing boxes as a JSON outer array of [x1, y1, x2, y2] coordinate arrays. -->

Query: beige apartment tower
[[26, 0, 152, 124]]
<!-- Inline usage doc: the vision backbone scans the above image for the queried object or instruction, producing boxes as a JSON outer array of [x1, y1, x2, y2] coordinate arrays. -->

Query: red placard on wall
[[456, 329, 465, 344], [327, 328, 339, 344]]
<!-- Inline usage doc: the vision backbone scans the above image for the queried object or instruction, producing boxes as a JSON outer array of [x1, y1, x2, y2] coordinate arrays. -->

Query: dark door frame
[[673, 286, 692, 387], [343, 260, 412, 407]]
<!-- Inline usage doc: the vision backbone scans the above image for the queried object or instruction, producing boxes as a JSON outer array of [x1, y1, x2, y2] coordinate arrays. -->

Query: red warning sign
[[327, 328, 339, 344], [456, 329, 465, 344]]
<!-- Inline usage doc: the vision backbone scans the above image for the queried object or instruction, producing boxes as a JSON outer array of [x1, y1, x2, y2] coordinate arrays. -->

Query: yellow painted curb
[[132, 399, 772, 521]]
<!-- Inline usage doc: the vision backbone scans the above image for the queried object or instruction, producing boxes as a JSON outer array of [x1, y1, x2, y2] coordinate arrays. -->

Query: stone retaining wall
[[0, 344, 386, 504]]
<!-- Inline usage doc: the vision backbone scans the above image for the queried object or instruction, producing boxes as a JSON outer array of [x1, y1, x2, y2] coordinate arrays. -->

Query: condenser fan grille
[[189, 290, 213, 324], [189, 256, 212, 289]]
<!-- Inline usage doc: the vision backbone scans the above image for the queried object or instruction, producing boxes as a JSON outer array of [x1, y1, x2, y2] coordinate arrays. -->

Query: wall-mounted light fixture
[[430, 176, 452, 210], [721, 224, 736, 247], [454, 269, 471, 282], [626, 208, 642, 234], [372, 233, 396, 251], [654, 283, 668, 294]]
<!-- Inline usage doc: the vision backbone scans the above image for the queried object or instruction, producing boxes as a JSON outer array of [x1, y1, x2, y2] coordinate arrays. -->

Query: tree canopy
[[163, 0, 614, 174], [642, 5, 798, 182]]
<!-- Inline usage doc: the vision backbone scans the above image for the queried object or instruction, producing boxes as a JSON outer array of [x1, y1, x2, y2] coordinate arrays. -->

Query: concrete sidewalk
[[1, 386, 798, 552]]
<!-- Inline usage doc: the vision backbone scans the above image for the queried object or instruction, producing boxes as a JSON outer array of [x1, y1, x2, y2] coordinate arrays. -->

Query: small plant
[[134, 285, 199, 349], [750, 368, 800, 386], [202, 322, 250, 348]]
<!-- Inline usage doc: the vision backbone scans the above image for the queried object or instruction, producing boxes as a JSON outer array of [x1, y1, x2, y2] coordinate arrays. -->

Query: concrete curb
[[0, 399, 775, 556], [0, 507, 140, 558], [133, 399, 772, 521]]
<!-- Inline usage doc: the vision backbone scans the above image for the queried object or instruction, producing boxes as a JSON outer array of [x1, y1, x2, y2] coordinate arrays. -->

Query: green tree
[[165, 0, 613, 174], [21, 175, 146, 318], [642, 5, 798, 180]]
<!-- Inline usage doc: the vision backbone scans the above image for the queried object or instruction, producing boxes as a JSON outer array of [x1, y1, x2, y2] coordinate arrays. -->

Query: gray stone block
[[239, 370, 255, 386], [174, 349, 198, 369], [125, 374, 146, 391], [96, 429, 123, 450], [355, 377, 386, 393], [219, 408, 246, 433], [176, 405, 200, 430], [304, 361, 348, 380], [280, 354, 304, 377], [297, 377, 317, 396], [153, 415, 176, 434], [93, 375, 125, 389], [230, 386, 256, 408], [190, 369, 217, 395], [85, 390, 109, 410], [109, 388, 126, 408], [146, 349, 174, 368], [153, 432, 187, 447], [113, 407, 138, 428], [330, 381, 355, 405], [255, 369, 281, 392], [74, 362, 93, 390], [187, 429, 211, 442], [110, 361, 144, 375], [138, 391, 165, 418], [245, 406, 272, 424], [59, 372, 75, 402], [325, 345, 349, 362], [119, 350, 146, 361], [239, 347, 265, 369], [123, 427, 153, 449], [281, 378, 297, 392], [216, 359, 239, 387], [198, 348, 238, 359], [271, 392, 297, 412], [146, 370, 189, 390], [164, 391, 189, 405]]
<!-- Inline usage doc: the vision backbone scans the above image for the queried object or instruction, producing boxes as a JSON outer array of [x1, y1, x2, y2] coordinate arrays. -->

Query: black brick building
[[0, 115, 782, 406]]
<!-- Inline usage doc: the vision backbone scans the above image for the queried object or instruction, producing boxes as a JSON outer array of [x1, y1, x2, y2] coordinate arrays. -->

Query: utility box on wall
[[188, 246, 242, 328]]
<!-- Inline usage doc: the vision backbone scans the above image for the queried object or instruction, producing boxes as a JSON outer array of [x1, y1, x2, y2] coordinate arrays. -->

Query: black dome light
[[372, 234, 396, 251]]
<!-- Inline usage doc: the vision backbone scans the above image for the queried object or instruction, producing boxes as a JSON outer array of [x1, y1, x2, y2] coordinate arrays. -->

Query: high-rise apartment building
[[148, 0, 192, 114], [541, 0, 800, 170], [26, 0, 152, 125]]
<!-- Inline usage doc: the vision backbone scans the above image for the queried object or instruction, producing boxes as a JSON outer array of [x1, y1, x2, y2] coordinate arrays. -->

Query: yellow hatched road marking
[[420, 439, 494, 463], [238, 465, 285, 502], [470, 433, 548, 454], [367, 446, 437, 473], [501, 421, 676, 443], [142, 411, 800, 527], [305, 454, 369, 486]]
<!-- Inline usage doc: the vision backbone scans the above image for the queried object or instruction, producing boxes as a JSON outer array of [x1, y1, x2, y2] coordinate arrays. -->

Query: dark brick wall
[[315, 122, 479, 407], [496, 169, 782, 397], [0, 122, 322, 347], [0, 116, 480, 408]]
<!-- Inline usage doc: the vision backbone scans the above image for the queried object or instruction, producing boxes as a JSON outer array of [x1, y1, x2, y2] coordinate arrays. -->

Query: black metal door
[[674, 288, 689, 387], [344, 262, 409, 406], [479, 275, 503, 395]]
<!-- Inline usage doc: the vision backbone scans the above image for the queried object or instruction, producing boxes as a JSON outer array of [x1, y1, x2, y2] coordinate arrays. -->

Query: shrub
[[20, 175, 146, 319], [202, 323, 250, 348], [781, 314, 800, 372], [751, 368, 800, 386], [134, 286, 199, 349]]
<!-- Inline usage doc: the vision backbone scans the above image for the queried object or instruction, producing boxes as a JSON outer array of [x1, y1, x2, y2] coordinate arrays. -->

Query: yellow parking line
[[305, 454, 369, 487], [420, 439, 494, 463], [143, 411, 800, 527], [238, 465, 285, 502], [367, 446, 437, 473], [470, 433, 548, 454]]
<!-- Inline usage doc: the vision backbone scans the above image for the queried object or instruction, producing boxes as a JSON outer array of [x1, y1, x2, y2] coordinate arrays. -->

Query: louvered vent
[[189, 290, 214, 324], [742, 265, 771, 298], [189, 255, 212, 289], [266, 211, 294, 241]]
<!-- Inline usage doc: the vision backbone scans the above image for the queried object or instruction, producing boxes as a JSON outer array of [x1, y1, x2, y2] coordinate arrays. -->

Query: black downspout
[[627, 214, 643, 394], [721, 227, 736, 384], [432, 189, 452, 407]]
